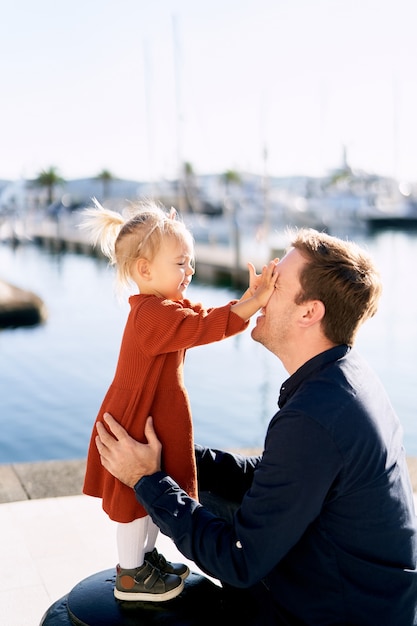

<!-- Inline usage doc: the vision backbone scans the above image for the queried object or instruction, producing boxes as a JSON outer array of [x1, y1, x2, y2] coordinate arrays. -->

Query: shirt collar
[[278, 345, 351, 409]]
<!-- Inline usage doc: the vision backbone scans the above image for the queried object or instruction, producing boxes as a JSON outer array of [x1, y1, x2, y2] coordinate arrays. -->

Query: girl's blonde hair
[[80, 198, 194, 289]]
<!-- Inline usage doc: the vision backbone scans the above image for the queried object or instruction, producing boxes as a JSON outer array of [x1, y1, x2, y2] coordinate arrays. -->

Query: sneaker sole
[[114, 579, 184, 602]]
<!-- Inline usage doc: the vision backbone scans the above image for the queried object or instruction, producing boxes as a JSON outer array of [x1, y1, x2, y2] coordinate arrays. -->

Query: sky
[[2, 0, 417, 184]]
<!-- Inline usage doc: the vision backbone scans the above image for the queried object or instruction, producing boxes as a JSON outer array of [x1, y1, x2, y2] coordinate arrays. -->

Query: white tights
[[116, 515, 159, 569]]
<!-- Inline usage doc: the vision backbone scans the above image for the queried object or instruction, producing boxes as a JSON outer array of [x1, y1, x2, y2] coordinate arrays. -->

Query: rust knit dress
[[83, 293, 248, 523]]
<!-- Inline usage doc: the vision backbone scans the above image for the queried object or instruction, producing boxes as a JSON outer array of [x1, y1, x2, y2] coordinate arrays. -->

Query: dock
[[1, 213, 277, 328], [1, 213, 284, 288]]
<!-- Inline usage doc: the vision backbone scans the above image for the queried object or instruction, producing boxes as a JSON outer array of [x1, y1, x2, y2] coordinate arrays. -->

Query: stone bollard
[[0, 279, 47, 328], [40, 569, 244, 625]]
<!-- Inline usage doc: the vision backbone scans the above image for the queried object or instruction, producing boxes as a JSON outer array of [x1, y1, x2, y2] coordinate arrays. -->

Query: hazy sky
[[2, 0, 417, 183]]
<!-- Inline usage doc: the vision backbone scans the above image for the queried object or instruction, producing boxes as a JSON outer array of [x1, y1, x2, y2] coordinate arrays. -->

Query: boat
[[364, 198, 417, 231]]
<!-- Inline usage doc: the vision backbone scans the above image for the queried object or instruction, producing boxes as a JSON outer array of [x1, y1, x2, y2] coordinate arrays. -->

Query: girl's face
[[146, 236, 195, 300]]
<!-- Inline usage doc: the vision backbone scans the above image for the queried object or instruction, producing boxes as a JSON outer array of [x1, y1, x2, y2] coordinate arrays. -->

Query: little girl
[[82, 199, 277, 602]]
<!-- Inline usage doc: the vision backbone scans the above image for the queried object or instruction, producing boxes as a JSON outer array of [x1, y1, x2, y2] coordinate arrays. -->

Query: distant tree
[[222, 169, 242, 211], [222, 170, 243, 279], [35, 167, 65, 205], [96, 169, 115, 200], [184, 161, 194, 178], [182, 161, 199, 213], [222, 169, 241, 195]]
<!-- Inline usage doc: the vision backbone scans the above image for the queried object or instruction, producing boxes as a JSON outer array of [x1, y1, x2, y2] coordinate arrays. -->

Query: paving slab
[[0, 459, 86, 503], [0, 464, 28, 502], [12, 458, 86, 500]]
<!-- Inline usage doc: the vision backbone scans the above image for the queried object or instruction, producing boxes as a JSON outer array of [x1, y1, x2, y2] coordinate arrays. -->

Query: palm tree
[[182, 161, 200, 213], [96, 169, 115, 201], [222, 170, 242, 283], [34, 167, 65, 206], [222, 169, 241, 195]]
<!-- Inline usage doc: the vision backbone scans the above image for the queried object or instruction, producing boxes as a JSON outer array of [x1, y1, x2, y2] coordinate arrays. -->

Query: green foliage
[[34, 166, 65, 205]]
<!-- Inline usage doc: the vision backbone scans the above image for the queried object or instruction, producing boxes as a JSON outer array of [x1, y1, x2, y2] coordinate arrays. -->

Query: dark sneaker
[[145, 547, 190, 580], [114, 562, 184, 602]]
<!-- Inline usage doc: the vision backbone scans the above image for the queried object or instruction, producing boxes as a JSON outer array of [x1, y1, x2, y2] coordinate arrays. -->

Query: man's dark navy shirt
[[135, 346, 417, 624]]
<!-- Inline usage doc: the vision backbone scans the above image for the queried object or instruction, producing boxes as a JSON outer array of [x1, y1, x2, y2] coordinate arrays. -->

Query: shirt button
[[236, 540, 242, 549]]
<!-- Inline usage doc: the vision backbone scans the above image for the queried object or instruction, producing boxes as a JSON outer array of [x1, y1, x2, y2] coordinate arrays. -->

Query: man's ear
[[135, 258, 152, 280], [299, 300, 325, 328]]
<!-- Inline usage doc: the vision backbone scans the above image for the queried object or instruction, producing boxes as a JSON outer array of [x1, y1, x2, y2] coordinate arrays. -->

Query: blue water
[[0, 229, 416, 462]]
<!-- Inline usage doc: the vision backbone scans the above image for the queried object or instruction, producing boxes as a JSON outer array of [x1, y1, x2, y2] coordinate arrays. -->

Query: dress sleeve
[[134, 297, 248, 356], [134, 412, 342, 587]]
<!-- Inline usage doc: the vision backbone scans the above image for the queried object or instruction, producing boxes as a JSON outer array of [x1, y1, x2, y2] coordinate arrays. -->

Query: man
[[96, 228, 417, 625]]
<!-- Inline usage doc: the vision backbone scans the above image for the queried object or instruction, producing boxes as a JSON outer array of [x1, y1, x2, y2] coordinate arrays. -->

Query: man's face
[[251, 248, 306, 356]]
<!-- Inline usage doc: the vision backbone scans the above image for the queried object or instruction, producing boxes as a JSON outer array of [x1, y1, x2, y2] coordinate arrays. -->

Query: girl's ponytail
[[80, 198, 124, 264]]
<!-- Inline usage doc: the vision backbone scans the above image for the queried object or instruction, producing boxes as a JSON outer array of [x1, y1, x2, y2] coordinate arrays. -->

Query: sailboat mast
[[172, 14, 186, 213]]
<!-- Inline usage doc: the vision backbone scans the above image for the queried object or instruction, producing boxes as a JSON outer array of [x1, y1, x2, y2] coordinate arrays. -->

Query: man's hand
[[95, 413, 162, 488]]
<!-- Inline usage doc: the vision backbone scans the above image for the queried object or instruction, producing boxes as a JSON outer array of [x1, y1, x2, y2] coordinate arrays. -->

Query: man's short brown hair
[[290, 229, 382, 346]]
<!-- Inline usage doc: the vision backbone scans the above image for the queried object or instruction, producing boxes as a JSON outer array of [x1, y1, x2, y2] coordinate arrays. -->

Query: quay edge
[[1, 456, 417, 504]]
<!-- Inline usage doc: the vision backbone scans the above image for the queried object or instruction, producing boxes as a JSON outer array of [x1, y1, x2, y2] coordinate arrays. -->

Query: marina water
[[0, 228, 416, 463]]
